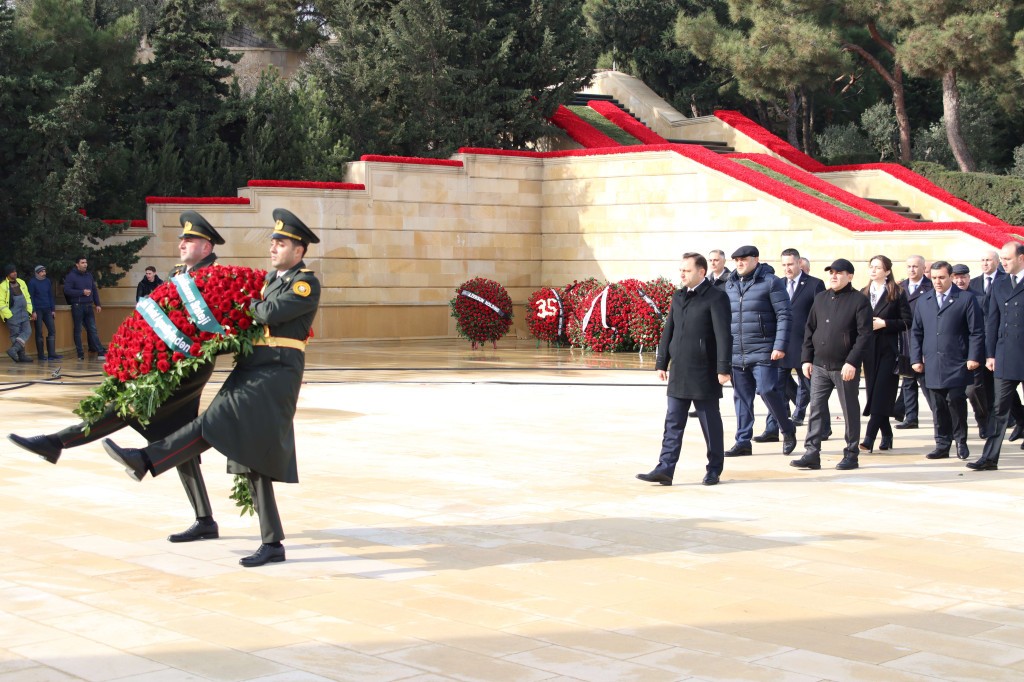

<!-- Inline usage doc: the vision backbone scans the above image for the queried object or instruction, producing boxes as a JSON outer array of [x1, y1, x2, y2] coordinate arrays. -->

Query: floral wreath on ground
[[528, 277, 675, 353], [449, 277, 514, 348], [76, 264, 268, 515]]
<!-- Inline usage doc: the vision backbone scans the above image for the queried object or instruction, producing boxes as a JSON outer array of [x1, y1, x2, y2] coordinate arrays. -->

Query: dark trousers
[[981, 366, 1024, 430], [653, 396, 725, 478], [766, 367, 813, 432], [803, 365, 860, 458], [732, 364, 794, 445], [70, 303, 104, 357], [33, 308, 56, 357], [966, 369, 990, 434], [930, 386, 968, 452], [896, 374, 933, 422], [980, 377, 1024, 465], [143, 419, 284, 543]]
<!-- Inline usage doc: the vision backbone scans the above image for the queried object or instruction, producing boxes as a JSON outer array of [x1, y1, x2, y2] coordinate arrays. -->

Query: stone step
[[865, 197, 931, 222], [667, 139, 735, 153]]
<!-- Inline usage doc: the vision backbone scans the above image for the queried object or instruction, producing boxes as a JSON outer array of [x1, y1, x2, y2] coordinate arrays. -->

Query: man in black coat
[[968, 251, 1023, 439], [756, 248, 826, 440], [790, 259, 873, 471], [103, 209, 322, 566], [8, 211, 227, 544], [894, 255, 934, 428], [637, 252, 732, 486], [969, 241, 1024, 471], [911, 262, 984, 461]]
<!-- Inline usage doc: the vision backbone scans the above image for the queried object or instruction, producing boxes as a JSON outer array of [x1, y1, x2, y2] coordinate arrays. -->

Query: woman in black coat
[[860, 254, 912, 452]]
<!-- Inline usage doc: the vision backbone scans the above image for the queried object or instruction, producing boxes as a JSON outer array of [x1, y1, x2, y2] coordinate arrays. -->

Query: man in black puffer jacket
[[723, 245, 797, 457]]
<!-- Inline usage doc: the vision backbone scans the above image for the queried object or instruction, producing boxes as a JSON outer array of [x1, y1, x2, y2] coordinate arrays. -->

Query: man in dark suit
[[638, 252, 732, 486], [969, 242, 1024, 471], [911, 262, 984, 461], [953, 264, 992, 438], [708, 249, 730, 288], [968, 251, 1023, 439], [894, 255, 934, 428], [756, 248, 826, 441]]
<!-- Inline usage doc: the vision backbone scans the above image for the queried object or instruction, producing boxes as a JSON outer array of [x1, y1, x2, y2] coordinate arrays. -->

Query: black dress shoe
[[753, 432, 779, 443], [859, 442, 873, 453], [894, 421, 918, 430], [8, 433, 63, 464], [835, 456, 859, 470], [879, 436, 892, 451], [240, 543, 285, 567], [790, 454, 821, 470], [792, 418, 804, 427], [966, 459, 998, 471], [956, 443, 970, 460], [925, 450, 950, 459], [702, 472, 720, 486], [782, 432, 797, 455], [1009, 424, 1024, 442], [101, 439, 148, 481], [724, 443, 752, 457], [168, 519, 220, 543], [636, 471, 672, 486]]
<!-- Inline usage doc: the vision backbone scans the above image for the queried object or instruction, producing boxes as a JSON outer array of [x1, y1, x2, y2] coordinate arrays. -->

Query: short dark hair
[[75, 256, 87, 264], [781, 248, 801, 258], [930, 260, 952, 275], [145, 265, 157, 273], [683, 252, 708, 273]]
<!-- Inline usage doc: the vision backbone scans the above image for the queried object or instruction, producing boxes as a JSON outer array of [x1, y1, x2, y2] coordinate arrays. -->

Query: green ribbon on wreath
[[172, 273, 225, 334], [135, 298, 195, 357]]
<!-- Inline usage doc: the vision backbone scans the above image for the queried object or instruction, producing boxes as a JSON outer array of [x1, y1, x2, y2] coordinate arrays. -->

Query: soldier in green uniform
[[8, 211, 226, 544], [103, 208, 321, 568]]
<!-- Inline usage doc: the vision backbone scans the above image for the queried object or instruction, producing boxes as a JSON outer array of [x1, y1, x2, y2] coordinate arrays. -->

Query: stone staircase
[[569, 93, 735, 154], [865, 198, 931, 222]]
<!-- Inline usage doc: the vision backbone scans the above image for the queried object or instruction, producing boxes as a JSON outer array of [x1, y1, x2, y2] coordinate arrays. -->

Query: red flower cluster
[[528, 277, 675, 353], [449, 277, 514, 348], [360, 155, 464, 167], [248, 180, 366, 191], [588, 100, 669, 145], [549, 105, 620, 148], [146, 197, 252, 205], [103, 265, 266, 382]]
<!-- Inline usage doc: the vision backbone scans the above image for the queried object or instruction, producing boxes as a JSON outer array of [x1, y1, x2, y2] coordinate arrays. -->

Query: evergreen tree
[[306, 0, 597, 157], [0, 3, 148, 284]]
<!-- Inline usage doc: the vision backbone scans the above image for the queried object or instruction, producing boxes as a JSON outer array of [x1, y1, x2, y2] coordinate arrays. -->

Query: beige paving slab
[[11, 635, 166, 681], [4, 339, 1024, 681]]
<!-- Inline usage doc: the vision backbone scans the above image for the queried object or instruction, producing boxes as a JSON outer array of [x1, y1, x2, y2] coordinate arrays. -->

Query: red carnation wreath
[[622, 277, 675, 351], [449, 277, 514, 348], [76, 265, 268, 428], [525, 286, 568, 344], [567, 281, 633, 352]]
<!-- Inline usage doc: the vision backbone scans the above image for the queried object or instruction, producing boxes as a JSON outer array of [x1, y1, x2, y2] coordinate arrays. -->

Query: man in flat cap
[[9, 211, 228, 544], [722, 245, 798, 458], [103, 208, 321, 567], [791, 259, 873, 470]]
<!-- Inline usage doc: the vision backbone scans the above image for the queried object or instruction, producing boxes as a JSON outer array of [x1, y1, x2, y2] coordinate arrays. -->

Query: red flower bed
[[588, 100, 668, 145], [102, 219, 149, 228], [77, 265, 267, 427], [248, 180, 366, 190], [146, 196, 251, 205], [449, 277, 514, 348], [360, 155, 464, 167], [714, 110, 828, 172], [526, 287, 568, 344], [549, 105, 620, 148]]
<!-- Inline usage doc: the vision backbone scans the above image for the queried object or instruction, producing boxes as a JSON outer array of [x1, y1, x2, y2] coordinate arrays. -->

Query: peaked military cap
[[271, 208, 320, 245], [178, 211, 225, 245]]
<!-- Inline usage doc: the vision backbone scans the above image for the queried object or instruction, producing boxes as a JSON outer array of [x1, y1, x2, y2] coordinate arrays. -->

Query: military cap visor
[[271, 208, 320, 245], [178, 211, 225, 245], [731, 245, 759, 259]]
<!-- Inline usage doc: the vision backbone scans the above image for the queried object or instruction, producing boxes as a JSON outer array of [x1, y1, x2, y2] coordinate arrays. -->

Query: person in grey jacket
[[791, 259, 873, 471], [722, 245, 797, 458]]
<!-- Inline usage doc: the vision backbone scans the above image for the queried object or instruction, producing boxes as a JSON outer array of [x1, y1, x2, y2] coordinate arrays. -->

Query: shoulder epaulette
[[299, 269, 314, 273]]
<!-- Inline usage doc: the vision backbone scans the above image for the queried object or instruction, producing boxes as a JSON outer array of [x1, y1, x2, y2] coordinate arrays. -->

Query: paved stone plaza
[[2, 339, 1024, 681]]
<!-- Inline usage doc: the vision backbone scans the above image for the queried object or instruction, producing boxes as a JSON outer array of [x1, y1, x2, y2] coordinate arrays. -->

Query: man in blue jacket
[[723, 245, 797, 457], [63, 256, 106, 361], [28, 265, 61, 361], [910, 261, 984, 461]]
